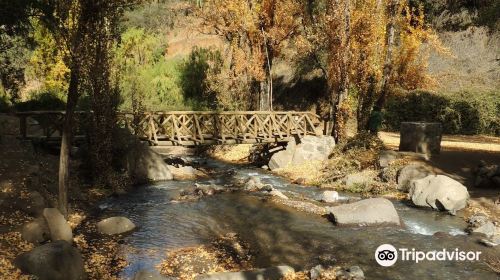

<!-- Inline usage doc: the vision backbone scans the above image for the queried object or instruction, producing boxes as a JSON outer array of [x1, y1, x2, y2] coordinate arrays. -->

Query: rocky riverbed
[[95, 157, 498, 279]]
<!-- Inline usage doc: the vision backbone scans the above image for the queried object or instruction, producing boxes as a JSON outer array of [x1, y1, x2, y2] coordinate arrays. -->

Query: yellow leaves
[[203, 0, 301, 82], [0, 229, 34, 280]]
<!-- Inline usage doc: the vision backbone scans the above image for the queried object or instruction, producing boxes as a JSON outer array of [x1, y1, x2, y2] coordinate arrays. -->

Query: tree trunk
[[331, 0, 351, 142], [357, 75, 377, 132], [58, 65, 80, 218], [375, 0, 399, 109], [259, 80, 270, 111]]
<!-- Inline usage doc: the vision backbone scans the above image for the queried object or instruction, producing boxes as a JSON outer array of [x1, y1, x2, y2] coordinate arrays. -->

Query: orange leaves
[[201, 0, 301, 88]]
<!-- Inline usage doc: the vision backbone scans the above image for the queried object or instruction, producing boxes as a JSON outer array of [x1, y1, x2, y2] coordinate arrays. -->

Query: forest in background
[[0, 0, 499, 135]]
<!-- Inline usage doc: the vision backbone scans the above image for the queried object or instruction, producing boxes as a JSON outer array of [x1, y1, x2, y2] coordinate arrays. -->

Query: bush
[[384, 90, 500, 135], [14, 91, 66, 111]]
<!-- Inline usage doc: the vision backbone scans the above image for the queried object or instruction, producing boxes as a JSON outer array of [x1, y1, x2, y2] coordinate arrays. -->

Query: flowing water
[[99, 158, 498, 279]]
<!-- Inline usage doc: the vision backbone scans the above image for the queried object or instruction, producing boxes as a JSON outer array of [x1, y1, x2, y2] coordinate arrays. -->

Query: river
[[98, 158, 498, 279]]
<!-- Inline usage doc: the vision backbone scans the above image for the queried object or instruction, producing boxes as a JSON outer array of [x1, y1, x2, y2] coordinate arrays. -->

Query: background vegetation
[[1, 0, 498, 136], [384, 90, 500, 135]]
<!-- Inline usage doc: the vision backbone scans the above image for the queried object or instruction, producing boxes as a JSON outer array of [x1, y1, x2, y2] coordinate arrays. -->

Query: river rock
[[261, 186, 288, 200], [397, 164, 434, 192], [409, 175, 469, 213], [168, 165, 206, 180], [244, 176, 263, 191], [21, 217, 50, 244], [194, 183, 226, 196], [273, 198, 328, 215], [468, 213, 490, 228], [347, 266, 365, 279], [310, 265, 324, 280], [26, 191, 47, 216], [194, 265, 295, 280], [472, 221, 496, 237], [268, 136, 335, 170], [125, 142, 173, 184], [97, 216, 136, 235], [473, 163, 500, 189], [326, 198, 400, 226], [492, 234, 500, 244], [316, 191, 339, 203], [14, 240, 85, 280], [43, 208, 73, 243], [479, 239, 498, 247], [378, 150, 398, 168]]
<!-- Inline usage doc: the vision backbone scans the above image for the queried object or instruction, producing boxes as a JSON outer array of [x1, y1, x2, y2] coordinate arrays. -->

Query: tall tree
[[35, 0, 138, 216], [299, 0, 446, 137], [200, 0, 302, 110], [374, 0, 399, 110], [327, 0, 351, 142]]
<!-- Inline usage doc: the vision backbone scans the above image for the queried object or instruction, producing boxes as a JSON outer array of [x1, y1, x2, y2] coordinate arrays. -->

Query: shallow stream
[[99, 158, 498, 279]]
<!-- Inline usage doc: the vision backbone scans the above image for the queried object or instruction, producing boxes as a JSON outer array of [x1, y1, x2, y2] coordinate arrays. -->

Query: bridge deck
[[15, 111, 324, 146]]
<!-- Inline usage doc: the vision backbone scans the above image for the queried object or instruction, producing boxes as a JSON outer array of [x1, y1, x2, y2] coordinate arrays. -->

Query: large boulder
[[97, 216, 136, 235], [409, 175, 469, 213], [125, 142, 173, 184], [397, 164, 434, 192], [194, 265, 295, 280], [42, 208, 73, 243], [268, 136, 335, 170], [326, 198, 401, 226], [21, 217, 50, 244], [14, 240, 85, 280], [268, 142, 296, 170]]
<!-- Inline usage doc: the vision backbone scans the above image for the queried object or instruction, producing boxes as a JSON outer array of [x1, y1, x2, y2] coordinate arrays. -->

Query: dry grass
[[272, 160, 325, 185], [206, 145, 252, 163]]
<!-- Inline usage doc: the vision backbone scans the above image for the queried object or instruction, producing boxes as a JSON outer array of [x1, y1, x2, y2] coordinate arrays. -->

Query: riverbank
[[205, 133, 500, 250], [206, 132, 499, 219], [0, 115, 127, 279]]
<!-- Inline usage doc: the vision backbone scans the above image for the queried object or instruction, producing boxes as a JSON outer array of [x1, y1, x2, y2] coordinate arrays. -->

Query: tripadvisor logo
[[375, 244, 398, 267], [375, 244, 482, 267]]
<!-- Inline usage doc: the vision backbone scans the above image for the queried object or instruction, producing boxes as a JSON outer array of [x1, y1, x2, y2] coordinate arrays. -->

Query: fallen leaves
[[157, 233, 254, 280]]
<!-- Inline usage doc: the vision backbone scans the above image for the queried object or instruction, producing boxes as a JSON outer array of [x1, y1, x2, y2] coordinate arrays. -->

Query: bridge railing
[[15, 111, 324, 146]]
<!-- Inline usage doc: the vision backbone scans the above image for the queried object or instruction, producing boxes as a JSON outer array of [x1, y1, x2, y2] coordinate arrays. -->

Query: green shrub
[[384, 90, 500, 136], [14, 91, 66, 111]]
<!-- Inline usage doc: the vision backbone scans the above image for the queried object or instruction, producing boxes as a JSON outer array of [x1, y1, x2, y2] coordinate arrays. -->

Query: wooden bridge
[[16, 111, 324, 146]]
